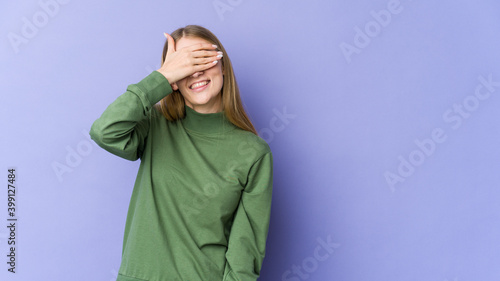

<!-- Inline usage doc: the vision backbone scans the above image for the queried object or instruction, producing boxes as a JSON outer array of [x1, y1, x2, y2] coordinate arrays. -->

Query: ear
[[171, 82, 178, 91]]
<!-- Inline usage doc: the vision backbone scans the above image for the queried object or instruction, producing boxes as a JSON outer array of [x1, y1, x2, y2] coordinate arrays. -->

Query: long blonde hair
[[155, 25, 257, 135]]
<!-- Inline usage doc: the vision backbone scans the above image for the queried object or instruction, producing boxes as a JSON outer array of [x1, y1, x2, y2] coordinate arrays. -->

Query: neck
[[181, 105, 236, 134]]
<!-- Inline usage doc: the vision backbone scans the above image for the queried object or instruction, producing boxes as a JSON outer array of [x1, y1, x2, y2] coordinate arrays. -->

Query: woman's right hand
[[156, 33, 222, 90]]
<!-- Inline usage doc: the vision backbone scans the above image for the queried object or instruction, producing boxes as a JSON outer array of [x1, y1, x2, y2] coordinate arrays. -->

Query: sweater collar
[[181, 105, 236, 134]]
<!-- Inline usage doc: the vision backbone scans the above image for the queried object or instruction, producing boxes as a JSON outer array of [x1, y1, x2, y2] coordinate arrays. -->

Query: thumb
[[164, 32, 175, 56]]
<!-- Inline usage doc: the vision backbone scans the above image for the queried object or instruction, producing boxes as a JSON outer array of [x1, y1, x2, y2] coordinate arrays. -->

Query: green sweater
[[89, 71, 273, 281]]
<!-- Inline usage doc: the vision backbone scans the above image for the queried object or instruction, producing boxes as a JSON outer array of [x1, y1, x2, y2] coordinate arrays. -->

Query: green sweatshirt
[[89, 71, 273, 281]]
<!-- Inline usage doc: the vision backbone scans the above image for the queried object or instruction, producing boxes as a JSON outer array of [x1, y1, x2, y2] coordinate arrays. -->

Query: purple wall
[[2, 0, 500, 280]]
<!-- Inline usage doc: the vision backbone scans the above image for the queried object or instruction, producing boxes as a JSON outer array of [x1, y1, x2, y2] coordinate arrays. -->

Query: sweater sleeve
[[223, 151, 274, 281], [89, 71, 172, 161]]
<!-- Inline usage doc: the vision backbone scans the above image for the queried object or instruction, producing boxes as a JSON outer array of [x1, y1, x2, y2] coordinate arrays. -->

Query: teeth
[[190, 80, 209, 89]]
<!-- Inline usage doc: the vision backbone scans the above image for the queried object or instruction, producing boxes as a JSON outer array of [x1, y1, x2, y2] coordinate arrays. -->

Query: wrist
[[155, 69, 175, 84]]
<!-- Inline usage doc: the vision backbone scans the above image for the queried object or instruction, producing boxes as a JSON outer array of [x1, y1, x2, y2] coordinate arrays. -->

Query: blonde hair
[[155, 25, 257, 135]]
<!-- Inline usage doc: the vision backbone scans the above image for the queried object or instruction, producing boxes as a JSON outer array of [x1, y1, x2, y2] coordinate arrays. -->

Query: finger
[[164, 32, 176, 56], [193, 55, 223, 65], [193, 60, 220, 72], [185, 42, 218, 52], [191, 50, 222, 59]]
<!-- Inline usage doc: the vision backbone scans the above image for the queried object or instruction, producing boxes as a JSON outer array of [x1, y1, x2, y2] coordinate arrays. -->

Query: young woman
[[90, 25, 273, 281]]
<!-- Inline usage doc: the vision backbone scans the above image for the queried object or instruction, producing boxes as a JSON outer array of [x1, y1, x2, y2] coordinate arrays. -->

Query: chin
[[186, 91, 213, 102]]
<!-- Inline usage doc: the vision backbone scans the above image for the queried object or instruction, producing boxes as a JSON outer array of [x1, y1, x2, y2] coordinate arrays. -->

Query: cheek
[[177, 77, 188, 89], [212, 76, 223, 91], [209, 69, 224, 85], [208, 63, 223, 77]]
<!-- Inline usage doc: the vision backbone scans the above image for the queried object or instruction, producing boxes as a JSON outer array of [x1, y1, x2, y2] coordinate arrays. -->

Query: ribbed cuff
[[130, 71, 173, 111]]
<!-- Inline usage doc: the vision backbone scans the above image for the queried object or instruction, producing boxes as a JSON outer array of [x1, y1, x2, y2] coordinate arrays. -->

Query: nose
[[191, 71, 203, 78]]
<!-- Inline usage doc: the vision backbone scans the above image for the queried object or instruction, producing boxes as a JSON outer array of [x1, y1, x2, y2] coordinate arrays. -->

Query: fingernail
[[164, 33, 168, 38], [217, 52, 223, 58], [213, 60, 218, 64], [212, 44, 218, 48]]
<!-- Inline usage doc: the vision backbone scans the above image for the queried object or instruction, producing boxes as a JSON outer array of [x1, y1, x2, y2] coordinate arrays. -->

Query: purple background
[[2, 0, 500, 280]]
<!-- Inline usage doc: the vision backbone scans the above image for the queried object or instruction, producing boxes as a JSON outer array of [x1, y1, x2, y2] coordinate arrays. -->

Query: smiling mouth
[[189, 80, 210, 90]]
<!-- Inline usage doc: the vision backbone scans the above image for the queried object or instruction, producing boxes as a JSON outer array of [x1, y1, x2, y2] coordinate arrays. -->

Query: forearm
[[89, 71, 172, 160]]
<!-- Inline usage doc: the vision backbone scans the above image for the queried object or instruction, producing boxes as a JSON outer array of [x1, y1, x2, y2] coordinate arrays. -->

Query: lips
[[189, 80, 211, 90]]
